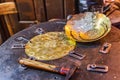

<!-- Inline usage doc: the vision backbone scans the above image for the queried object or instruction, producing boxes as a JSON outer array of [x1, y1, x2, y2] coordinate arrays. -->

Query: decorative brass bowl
[[65, 12, 111, 42]]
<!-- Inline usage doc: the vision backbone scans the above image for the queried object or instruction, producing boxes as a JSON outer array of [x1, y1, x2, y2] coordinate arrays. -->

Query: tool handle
[[19, 58, 59, 73]]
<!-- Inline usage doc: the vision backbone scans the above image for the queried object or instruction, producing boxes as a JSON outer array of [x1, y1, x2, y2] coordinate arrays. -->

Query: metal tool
[[34, 28, 44, 34], [65, 65, 77, 80], [87, 64, 108, 73], [19, 58, 77, 80], [15, 36, 29, 42], [69, 51, 86, 60], [99, 42, 112, 54], [11, 43, 25, 49]]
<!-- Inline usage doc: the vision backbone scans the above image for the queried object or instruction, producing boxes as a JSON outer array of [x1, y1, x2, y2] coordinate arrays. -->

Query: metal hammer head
[[64, 65, 77, 80]]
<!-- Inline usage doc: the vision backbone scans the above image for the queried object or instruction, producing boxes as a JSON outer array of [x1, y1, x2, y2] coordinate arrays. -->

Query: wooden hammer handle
[[19, 58, 59, 73]]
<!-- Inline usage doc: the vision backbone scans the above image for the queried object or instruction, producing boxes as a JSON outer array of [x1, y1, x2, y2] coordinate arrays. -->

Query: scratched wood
[[3, 0, 45, 34], [0, 0, 76, 39], [34, 0, 46, 22], [45, 0, 64, 20], [0, 2, 17, 36], [64, 0, 75, 18], [15, 0, 35, 21], [0, 2, 17, 15]]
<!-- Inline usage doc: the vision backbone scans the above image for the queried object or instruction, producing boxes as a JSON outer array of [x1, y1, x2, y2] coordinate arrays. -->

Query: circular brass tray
[[25, 32, 76, 60]]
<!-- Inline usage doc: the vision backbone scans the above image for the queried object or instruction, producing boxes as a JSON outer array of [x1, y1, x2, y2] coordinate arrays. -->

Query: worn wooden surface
[[0, 15, 10, 41], [0, 2, 17, 15], [0, 2, 17, 36], [45, 0, 64, 20], [109, 10, 120, 24], [0, 20, 120, 80], [33, 0, 46, 22], [64, 0, 75, 18], [0, 0, 75, 38]]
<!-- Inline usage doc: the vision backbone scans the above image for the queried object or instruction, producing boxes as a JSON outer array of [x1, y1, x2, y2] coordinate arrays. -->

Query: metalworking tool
[[87, 64, 108, 73], [99, 42, 112, 54], [19, 58, 78, 80]]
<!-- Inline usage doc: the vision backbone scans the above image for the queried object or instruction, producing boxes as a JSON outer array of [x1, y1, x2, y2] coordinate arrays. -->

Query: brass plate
[[25, 32, 76, 60]]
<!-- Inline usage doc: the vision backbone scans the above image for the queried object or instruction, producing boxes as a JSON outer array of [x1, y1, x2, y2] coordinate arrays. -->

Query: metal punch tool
[[99, 42, 112, 54], [87, 64, 108, 73], [15, 36, 29, 42], [11, 43, 25, 49], [34, 28, 44, 34], [69, 51, 86, 60]]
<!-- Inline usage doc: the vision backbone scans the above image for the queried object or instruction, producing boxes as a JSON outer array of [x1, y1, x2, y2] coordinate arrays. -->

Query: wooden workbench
[[0, 18, 120, 80]]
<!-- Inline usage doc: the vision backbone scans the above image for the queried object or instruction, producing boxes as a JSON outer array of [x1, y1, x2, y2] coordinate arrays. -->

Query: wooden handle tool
[[19, 58, 70, 75]]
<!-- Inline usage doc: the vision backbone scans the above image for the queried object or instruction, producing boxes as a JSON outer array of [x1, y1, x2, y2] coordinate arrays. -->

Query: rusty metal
[[99, 42, 112, 54], [11, 43, 25, 49], [34, 28, 45, 35], [69, 51, 86, 60], [87, 64, 108, 73], [15, 36, 29, 42]]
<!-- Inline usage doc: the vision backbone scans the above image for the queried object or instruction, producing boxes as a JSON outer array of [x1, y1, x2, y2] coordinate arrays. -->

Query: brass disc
[[25, 32, 76, 60]]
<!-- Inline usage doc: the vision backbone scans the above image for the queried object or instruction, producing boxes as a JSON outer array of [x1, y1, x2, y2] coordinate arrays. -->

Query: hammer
[[19, 58, 78, 80]]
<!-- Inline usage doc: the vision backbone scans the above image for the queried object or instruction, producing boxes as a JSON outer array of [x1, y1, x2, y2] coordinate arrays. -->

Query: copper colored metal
[[87, 64, 108, 73], [99, 42, 112, 54]]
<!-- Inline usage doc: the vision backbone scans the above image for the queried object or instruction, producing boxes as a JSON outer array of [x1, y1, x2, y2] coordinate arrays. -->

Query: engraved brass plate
[[25, 32, 76, 60]]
